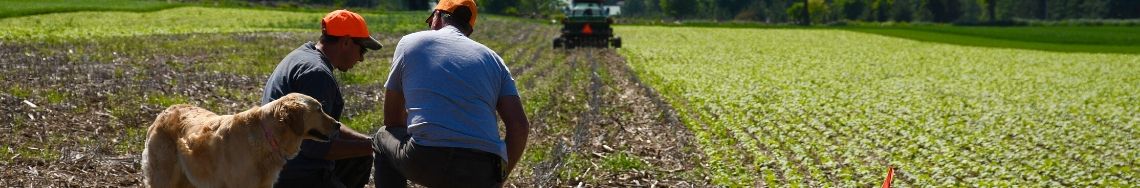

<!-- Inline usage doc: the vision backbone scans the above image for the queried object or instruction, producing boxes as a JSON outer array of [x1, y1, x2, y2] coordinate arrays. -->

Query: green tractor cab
[[553, 0, 621, 48]]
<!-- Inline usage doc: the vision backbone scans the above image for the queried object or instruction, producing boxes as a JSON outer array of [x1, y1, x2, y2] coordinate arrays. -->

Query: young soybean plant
[[617, 25, 1140, 187]]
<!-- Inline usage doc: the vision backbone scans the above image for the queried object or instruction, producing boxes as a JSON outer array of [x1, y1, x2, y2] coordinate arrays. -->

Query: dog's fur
[[142, 93, 341, 187]]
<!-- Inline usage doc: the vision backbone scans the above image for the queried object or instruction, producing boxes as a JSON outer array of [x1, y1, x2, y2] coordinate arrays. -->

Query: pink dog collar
[[261, 121, 288, 161]]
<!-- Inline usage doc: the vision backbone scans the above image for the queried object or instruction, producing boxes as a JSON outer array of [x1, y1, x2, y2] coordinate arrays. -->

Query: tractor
[[553, 0, 621, 48]]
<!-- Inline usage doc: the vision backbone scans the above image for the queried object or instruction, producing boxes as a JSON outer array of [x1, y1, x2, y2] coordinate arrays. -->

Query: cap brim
[[356, 36, 383, 50]]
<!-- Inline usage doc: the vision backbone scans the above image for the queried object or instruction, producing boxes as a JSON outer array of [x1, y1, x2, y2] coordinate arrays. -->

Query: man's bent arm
[[496, 95, 530, 180], [325, 126, 373, 160], [383, 90, 408, 128]]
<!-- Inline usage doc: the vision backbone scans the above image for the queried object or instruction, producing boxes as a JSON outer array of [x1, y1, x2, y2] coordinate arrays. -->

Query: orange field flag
[[882, 165, 895, 188]]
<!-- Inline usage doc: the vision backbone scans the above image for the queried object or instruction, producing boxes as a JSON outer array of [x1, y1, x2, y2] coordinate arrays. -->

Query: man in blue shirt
[[371, 0, 531, 187], [261, 10, 379, 188]]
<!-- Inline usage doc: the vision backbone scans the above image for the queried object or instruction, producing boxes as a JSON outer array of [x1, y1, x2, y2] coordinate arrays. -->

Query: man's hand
[[496, 95, 530, 180]]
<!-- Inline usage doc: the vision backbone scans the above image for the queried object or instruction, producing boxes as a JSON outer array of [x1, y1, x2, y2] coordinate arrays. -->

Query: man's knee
[[372, 126, 410, 155], [377, 126, 408, 138]]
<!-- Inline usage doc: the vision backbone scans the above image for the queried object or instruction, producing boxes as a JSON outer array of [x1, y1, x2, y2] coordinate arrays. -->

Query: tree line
[[233, 0, 1138, 24], [623, 0, 1140, 24]]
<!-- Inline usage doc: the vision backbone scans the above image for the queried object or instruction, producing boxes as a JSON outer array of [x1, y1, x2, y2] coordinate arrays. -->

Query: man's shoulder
[[398, 30, 438, 43], [394, 29, 498, 61], [283, 45, 323, 65], [397, 28, 472, 46], [279, 47, 331, 75]]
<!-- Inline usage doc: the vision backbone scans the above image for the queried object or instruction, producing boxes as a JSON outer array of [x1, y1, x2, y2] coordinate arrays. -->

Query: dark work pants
[[335, 156, 374, 188], [274, 156, 373, 188], [372, 126, 504, 188]]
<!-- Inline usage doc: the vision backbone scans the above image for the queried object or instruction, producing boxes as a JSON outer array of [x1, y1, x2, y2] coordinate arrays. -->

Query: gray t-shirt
[[385, 26, 518, 161], [261, 42, 342, 178]]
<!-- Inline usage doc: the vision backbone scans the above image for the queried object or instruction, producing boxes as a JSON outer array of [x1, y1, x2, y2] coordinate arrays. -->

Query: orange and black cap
[[321, 10, 382, 50], [434, 0, 478, 28]]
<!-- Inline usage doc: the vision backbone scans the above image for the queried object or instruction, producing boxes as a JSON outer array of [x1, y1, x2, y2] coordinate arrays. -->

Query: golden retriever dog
[[142, 93, 341, 187]]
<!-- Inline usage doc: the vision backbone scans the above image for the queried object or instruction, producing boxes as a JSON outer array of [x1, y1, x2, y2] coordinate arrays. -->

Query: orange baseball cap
[[321, 10, 382, 50], [434, 0, 478, 28]]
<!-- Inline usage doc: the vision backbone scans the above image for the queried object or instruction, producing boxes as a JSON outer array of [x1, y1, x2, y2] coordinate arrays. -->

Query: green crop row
[[617, 25, 1140, 186], [0, 6, 428, 41], [0, 0, 183, 19], [846, 27, 1140, 54]]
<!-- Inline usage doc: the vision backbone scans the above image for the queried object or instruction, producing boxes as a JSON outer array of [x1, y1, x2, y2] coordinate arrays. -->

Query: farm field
[[0, 6, 706, 187], [0, 0, 183, 19], [3, 1, 1139, 187], [617, 25, 1140, 186], [862, 26, 1140, 46], [846, 26, 1140, 54]]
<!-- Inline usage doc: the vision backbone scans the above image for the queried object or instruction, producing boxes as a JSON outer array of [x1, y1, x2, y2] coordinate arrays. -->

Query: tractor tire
[[611, 37, 621, 48], [553, 38, 564, 48]]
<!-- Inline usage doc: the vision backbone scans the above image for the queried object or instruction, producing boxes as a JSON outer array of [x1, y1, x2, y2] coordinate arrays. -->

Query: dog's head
[[264, 93, 341, 142]]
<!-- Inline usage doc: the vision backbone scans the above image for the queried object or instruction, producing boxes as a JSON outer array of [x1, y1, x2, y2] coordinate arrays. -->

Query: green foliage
[[618, 25, 1140, 186], [146, 94, 189, 107], [480, 0, 515, 14], [115, 127, 147, 155], [2, 145, 61, 162], [0, 6, 425, 40], [479, 0, 562, 17], [340, 107, 382, 133], [600, 152, 647, 172], [6, 85, 32, 98], [0, 145, 10, 162], [557, 153, 591, 181], [0, 7, 310, 40], [923, 0, 961, 22], [890, 0, 914, 21], [870, 0, 890, 21], [1011, 18, 1140, 26], [3, 85, 69, 105], [809, 0, 831, 23], [0, 0, 184, 19], [621, 0, 667, 18], [43, 89, 68, 105], [977, 0, 996, 21], [839, 0, 867, 21], [659, 0, 698, 20], [786, 2, 806, 22], [607, 0, 1137, 23], [846, 26, 1140, 54]]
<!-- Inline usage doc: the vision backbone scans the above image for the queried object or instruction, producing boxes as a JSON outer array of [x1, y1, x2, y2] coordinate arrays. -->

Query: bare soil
[[0, 21, 708, 187]]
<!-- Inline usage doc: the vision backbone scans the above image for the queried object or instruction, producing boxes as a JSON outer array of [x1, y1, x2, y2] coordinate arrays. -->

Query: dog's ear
[[274, 96, 308, 136]]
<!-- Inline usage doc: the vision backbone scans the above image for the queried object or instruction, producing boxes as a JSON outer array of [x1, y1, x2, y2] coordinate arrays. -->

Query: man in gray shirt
[[262, 10, 379, 188], [372, 0, 530, 187]]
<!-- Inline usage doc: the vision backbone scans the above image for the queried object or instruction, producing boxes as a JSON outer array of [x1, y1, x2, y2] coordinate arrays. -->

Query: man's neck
[[435, 24, 468, 37], [311, 42, 339, 72], [314, 41, 325, 54]]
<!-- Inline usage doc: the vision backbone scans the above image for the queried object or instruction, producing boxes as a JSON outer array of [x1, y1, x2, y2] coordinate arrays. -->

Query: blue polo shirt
[[385, 26, 518, 162], [261, 41, 344, 179]]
